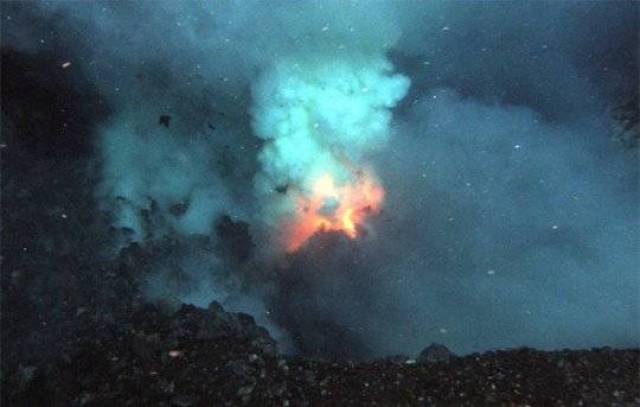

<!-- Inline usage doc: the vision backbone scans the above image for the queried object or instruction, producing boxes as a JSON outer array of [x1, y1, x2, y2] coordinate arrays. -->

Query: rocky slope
[[4, 299, 639, 406]]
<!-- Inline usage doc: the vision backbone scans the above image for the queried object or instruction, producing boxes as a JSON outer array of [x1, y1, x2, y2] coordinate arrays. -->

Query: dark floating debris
[[169, 202, 188, 217], [611, 96, 639, 149], [275, 184, 289, 194], [159, 115, 171, 128]]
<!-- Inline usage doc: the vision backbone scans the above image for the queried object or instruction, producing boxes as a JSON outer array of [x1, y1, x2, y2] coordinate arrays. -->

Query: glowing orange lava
[[285, 170, 384, 252]]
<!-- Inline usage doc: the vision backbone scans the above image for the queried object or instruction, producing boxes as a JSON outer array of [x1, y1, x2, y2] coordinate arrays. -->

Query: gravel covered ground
[[3, 299, 639, 406]]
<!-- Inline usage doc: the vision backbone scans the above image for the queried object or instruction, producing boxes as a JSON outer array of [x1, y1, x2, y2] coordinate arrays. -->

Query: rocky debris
[[169, 302, 273, 344], [4, 301, 639, 407], [169, 202, 188, 217], [159, 115, 171, 128], [611, 95, 639, 148], [417, 343, 455, 364], [10, 365, 39, 393]]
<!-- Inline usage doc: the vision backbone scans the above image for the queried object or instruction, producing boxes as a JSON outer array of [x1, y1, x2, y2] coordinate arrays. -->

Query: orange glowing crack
[[285, 171, 384, 252]]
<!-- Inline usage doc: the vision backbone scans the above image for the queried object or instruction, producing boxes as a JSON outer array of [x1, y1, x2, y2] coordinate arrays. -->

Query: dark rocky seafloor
[[4, 300, 640, 406], [2, 47, 640, 406]]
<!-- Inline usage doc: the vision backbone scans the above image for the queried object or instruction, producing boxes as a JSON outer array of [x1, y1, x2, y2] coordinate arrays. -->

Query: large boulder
[[417, 343, 455, 364]]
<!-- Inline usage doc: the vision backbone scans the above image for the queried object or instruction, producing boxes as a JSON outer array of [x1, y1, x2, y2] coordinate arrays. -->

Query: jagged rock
[[417, 343, 454, 364], [170, 394, 196, 407], [14, 365, 38, 392], [158, 115, 171, 128], [611, 96, 639, 148], [225, 359, 255, 379], [237, 383, 255, 397], [169, 202, 188, 217]]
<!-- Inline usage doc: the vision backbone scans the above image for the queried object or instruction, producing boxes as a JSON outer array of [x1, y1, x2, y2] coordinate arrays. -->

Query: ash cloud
[[4, 1, 638, 358]]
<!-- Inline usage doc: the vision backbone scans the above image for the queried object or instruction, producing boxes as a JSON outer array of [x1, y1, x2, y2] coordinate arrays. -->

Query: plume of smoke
[[3, 0, 412, 334], [96, 110, 238, 242], [251, 55, 410, 246], [277, 88, 638, 357]]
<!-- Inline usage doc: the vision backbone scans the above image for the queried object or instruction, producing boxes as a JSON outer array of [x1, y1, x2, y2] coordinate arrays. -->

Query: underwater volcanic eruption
[[285, 169, 385, 252], [248, 55, 409, 355], [7, 0, 634, 365], [251, 57, 410, 252], [3, 2, 640, 403]]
